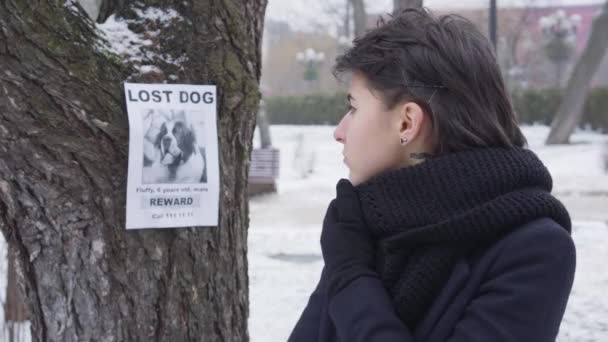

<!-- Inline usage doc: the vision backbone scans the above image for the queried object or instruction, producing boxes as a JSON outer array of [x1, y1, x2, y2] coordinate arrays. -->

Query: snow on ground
[[0, 125, 606, 341], [249, 124, 608, 342]]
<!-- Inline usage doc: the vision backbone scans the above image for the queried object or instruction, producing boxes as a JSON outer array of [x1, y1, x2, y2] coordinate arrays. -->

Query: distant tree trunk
[[489, 0, 498, 50], [350, 0, 367, 37], [4, 246, 28, 342], [257, 100, 272, 148], [344, 0, 351, 38], [546, 1, 608, 145], [393, 0, 423, 14], [0, 1, 266, 341], [97, 0, 124, 22]]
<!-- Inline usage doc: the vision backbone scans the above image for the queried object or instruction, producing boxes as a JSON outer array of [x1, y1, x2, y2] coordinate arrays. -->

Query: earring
[[401, 137, 408, 145]]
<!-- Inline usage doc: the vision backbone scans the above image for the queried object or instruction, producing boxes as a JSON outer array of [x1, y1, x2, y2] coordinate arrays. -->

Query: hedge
[[264, 88, 608, 132], [264, 93, 347, 125]]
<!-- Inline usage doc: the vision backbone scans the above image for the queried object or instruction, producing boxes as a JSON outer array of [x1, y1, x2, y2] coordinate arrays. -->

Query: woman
[[288, 8, 575, 342]]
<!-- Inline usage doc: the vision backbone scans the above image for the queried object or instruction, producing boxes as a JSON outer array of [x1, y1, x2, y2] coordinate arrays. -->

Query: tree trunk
[[97, 0, 125, 23], [489, 0, 497, 50], [257, 100, 272, 149], [350, 0, 367, 37], [5, 245, 29, 342], [0, 0, 266, 341], [546, 1, 608, 145], [393, 0, 423, 14], [4, 246, 28, 322], [344, 0, 351, 38]]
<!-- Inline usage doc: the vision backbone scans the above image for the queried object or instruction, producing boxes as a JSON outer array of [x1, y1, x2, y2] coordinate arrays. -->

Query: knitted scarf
[[354, 147, 571, 328]]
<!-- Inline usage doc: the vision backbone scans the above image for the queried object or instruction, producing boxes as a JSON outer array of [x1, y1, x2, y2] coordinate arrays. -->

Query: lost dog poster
[[124, 83, 219, 229]]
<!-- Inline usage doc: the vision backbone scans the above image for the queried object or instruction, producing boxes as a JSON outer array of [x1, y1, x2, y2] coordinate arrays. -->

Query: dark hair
[[333, 8, 527, 154]]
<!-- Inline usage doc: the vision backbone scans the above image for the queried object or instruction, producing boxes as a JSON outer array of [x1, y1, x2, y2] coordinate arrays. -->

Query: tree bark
[[0, 0, 266, 341], [393, 0, 423, 14], [546, 1, 608, 144], [350, 0, 367, 37]]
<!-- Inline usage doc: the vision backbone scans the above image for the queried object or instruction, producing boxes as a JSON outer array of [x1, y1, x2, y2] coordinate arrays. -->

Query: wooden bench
[[248, 147, 280, 196]]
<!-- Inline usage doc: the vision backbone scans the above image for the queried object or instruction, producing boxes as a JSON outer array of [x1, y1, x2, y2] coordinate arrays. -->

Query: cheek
[[346, 115, 397, 172]]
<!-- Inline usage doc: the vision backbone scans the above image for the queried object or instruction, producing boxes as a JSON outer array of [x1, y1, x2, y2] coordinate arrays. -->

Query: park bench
[[248, 147, 280, 196]]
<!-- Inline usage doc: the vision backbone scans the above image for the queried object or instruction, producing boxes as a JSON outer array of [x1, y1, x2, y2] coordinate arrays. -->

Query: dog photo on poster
[[124, 83, 219, 229], [142, 108, 207, 184]]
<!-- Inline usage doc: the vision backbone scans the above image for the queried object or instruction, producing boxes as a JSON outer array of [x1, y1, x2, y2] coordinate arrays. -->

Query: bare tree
[[394, 0, 423, 14], [350, 0, 367, 37], [546, 1, 608, 144], [320, 1, 351, 38], [0, 0, 266, 341], [345, 0, 352, 38], [496, 1, 536, 90], [97, 0, 125, 22]]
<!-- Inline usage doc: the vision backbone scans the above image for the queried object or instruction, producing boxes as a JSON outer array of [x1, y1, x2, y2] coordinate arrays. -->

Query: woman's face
[[333, 72, 409, 186]]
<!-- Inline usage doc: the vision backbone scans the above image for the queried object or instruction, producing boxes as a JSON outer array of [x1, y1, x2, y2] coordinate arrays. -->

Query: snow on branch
[[94, 6, 187, 74]]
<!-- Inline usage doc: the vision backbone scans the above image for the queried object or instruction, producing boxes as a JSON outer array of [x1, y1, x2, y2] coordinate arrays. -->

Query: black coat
[[288, 217, 576, 342]]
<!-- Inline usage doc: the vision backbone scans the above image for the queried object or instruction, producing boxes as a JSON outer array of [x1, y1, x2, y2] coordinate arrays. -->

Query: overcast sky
[[266, 0, 605, 31]]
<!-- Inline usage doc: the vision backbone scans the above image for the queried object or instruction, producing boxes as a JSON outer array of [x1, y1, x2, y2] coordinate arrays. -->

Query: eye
[[346, 103, 356, 114]]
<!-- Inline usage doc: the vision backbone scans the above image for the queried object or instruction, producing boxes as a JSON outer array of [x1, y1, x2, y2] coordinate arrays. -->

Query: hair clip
[[402, 84, 447, 89]]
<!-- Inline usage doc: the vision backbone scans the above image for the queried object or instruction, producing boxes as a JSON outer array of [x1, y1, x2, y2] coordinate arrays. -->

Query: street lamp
[[296, 48, 325, 92], [539, 9, 582, 88]]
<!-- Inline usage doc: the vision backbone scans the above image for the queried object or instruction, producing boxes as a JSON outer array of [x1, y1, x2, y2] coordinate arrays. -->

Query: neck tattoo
[[410, 153, 435, 163]]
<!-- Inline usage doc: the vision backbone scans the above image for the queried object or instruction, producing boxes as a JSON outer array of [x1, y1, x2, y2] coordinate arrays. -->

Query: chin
[[348, 172, 362, 186]]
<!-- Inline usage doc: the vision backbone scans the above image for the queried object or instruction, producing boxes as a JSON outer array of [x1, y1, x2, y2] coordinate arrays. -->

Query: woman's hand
[[321, 179, 378, 298]]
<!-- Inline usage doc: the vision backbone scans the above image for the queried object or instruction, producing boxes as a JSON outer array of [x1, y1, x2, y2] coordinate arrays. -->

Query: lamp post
[[539, 10, 581, 88], [489, 0, 497, 51], [296, 48, 325, 93]]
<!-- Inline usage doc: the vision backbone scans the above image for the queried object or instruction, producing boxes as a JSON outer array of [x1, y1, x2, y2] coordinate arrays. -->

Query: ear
[[395, 101, 426, 143], [180, 129, 196, 160]]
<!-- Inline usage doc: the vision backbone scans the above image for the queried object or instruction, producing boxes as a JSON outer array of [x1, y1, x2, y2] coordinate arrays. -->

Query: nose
[[333, 114, 348, 144], [162, 136, 172, 150]]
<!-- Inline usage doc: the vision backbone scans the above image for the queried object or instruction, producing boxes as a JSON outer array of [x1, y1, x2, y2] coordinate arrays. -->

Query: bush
[[264, 93, 346, 125], [512, 87, 608, 132], [511, 88, 561, 126], [584, 88, 608, 133], [264, 88, 608, 132]]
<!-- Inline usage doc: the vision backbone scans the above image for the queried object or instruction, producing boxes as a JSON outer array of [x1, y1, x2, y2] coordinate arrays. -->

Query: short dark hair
[[334, 8, 527, 154]]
